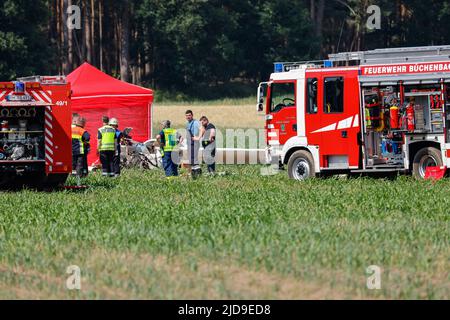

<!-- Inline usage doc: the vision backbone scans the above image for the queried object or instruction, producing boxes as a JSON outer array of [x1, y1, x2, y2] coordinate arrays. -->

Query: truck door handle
[[342, 131, 348, 138]]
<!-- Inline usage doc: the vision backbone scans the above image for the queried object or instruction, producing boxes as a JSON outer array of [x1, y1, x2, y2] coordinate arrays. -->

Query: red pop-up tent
[[67, 63, 154, 165]]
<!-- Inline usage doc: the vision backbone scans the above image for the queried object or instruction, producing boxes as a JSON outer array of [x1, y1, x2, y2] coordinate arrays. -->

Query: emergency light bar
[[5, 81, 33, 102], [6, 94, 33, 102], [274, 62, 307, 73], [274, 60, 334, 73]]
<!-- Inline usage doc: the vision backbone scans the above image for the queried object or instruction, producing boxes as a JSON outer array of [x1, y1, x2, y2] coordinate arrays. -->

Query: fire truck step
[[367, 165, 404, 169], [351, 168, 405, 173]]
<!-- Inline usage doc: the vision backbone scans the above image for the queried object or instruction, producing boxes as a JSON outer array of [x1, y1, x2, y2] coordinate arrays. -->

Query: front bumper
[[265, 145, 284, 165]]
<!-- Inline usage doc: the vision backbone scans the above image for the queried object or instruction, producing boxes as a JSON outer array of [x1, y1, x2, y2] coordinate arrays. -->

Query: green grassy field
[[0, 166, 448, 299]]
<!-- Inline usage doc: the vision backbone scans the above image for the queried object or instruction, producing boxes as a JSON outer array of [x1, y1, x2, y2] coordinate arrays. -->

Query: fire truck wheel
[[288, 150, 315, 181], [412, 147, 443, 180]]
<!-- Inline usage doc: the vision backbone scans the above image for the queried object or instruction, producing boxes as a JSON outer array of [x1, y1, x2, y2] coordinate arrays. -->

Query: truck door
[[305, 73, 361, 169], [266, 81, 297, 146]]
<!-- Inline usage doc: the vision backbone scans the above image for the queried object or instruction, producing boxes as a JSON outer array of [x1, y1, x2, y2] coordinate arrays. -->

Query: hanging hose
[[1, 109, 10, 118], [9, 109, 18, 118], [18, 108, 27, 117], [28, 108, 37, 117]]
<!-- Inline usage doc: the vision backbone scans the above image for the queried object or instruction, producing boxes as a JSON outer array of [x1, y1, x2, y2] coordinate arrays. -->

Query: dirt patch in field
[[0, 264, 73, 299], [0, 250, 360, 300], [1, 249, 448, 299], [80, 249, 374, 299]]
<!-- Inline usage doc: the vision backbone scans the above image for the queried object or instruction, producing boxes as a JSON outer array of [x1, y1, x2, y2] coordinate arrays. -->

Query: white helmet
[[109, 118, 119, 126]]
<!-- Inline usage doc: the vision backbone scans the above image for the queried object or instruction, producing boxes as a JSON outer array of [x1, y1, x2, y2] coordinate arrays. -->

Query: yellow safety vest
[[365, 108, 372, 128], [98, 125, 116, 152], [72, 125, 86, 155], [163, 128, 177, 152]]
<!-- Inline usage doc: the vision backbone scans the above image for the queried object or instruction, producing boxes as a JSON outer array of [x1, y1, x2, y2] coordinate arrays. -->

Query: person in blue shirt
[[109, 118, 123, 177], [185, 110, 201, 177]]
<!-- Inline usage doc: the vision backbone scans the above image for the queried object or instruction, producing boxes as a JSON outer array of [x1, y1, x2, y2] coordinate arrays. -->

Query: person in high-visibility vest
[[72, 117, 90, 178], [98, 116, 117, 177], [156, 120, 182, 177]]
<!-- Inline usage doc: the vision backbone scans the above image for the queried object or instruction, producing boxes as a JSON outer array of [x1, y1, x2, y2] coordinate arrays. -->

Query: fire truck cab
[[0, 76, 72, 187], [258, 45, 450, 180]]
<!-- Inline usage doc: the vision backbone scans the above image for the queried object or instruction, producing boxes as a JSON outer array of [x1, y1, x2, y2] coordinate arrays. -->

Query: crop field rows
[[0, 166, 448, 299], [153, 103, 264, 132]]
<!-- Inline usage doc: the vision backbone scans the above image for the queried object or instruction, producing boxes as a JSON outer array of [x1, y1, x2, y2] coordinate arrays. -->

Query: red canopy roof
[[67, 62, 153, 103], [67, 63, 154, 166]]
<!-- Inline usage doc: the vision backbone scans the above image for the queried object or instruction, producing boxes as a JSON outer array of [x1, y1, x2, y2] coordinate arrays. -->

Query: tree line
[[1, 0, 450, 98]]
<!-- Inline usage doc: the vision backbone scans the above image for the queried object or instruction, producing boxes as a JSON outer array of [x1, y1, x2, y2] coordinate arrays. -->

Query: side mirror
[[256, 82, 269, 112], [257, 102, 264, 112], [257, 94, 265, 112]]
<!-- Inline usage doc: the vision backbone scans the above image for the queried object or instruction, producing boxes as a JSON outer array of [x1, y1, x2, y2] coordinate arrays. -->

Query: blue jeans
[[163, 151, 178, 177]]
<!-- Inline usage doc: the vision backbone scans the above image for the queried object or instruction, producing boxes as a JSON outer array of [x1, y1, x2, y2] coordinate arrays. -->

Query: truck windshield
[[270, 82, 295, 113]]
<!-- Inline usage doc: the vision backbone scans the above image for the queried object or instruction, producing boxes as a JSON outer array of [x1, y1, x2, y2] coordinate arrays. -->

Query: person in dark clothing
[[82, 137, 90, 177], [72, 117, 90, 178], [199, 116, 216, 174], [109, 118, 123, 177]]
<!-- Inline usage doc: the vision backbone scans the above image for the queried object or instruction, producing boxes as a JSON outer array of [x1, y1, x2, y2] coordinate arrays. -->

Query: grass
[[0, 166, 448, 299]]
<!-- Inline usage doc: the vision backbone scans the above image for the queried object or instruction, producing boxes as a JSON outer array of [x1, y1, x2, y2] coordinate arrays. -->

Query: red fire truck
[[257, 46, 450, 180], [0, 76, 72, 187]]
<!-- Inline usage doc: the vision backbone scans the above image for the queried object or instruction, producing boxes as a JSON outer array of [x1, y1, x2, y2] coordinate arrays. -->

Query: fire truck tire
[[287, 150, 316, 181], [412, 147, 443, 180]]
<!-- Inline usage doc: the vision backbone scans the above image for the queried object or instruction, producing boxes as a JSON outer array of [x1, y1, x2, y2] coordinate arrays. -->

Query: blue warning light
[[274, 63, 284, 73]]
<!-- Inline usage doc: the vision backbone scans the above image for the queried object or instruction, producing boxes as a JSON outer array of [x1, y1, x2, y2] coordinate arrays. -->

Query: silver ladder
[[17, 75, 67, 84], [328, 45, 450, 65]]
